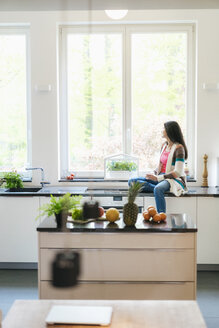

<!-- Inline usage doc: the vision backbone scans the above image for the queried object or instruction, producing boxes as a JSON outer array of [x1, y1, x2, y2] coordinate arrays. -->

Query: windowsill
[[59, 178, 128, 183], [59, 178, 197, 183]]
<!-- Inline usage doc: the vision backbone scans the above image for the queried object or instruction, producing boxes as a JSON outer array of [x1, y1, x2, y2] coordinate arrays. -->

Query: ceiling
[[0, 0, 219, 11]]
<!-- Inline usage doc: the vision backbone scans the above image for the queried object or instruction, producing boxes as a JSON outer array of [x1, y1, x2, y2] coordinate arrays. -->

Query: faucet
[[25, 167, 50, 188]]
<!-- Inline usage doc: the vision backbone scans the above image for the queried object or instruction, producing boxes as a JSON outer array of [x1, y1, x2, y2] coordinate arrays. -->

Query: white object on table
[[46, 305, 112, 326]]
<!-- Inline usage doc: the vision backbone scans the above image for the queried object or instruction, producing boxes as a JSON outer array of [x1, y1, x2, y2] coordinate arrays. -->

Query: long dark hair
[[164, 121, 188, 160]]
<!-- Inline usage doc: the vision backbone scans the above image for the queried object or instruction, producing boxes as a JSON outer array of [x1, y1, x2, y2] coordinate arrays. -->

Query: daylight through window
[[59, 24, 195, 178], [0, 28, 30, 174]]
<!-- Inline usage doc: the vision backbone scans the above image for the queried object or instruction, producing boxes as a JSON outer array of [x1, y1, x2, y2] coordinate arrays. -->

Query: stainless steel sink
[[38, 186, 88, 194], [6, 187, 42, 192]]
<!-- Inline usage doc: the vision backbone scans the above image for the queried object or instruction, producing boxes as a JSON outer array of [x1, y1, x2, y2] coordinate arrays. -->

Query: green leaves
[[1, 172, 24, 189], [128, 181, 143, 203], [107, 161, 137, 172], [71, 208, 83, 221], [37, 193, 82, 219]]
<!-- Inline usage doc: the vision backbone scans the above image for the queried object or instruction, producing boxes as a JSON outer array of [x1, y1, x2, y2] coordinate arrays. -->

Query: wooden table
[[2, 300, 206, 328]]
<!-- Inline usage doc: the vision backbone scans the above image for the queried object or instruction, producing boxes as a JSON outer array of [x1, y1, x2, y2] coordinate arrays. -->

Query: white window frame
[[0, 26, 31, 179], [59, 23, 196, 179]]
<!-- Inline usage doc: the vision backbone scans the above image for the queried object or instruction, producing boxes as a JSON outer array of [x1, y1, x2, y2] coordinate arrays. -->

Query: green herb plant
[[2, 172, 24, 189], [36, 193, 82, 220], [71, 208, 83, 221], [107, 161, 137, 172]]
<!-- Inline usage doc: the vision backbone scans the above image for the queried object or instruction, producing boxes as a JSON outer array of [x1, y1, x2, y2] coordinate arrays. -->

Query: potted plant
[[37, 193, 82, 227], [104, 154, 139, 180], [1, 172, 24, 191], [107, 161, 138, 172], [106, 161, 137, 179]]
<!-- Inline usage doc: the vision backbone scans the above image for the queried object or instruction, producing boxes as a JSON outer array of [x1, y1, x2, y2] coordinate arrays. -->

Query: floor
[[0, 270, 218, 327], [197, 271, 219, 328]]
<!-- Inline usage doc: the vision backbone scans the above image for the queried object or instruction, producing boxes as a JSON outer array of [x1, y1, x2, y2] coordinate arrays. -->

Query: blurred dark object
[[83, 201, 99, 219], [55, 211, 68, 228], [52, 251, 80, 288]]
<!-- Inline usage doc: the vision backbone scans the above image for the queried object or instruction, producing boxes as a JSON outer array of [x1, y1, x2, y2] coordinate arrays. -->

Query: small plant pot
[[55, 211, 68, 228], [105, 170, 138, 180]]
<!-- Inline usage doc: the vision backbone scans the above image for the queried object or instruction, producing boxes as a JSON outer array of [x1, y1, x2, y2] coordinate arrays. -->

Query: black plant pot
[[55, 211, 68, 228]]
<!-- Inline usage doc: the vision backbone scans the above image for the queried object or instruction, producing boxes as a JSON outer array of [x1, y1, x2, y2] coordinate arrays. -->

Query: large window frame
[[59, 23, 196, 179], [0, 26, 31, 178]]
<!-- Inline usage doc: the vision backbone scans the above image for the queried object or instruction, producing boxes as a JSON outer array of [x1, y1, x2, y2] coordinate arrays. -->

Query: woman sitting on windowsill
[[128, 121, 188, 213]]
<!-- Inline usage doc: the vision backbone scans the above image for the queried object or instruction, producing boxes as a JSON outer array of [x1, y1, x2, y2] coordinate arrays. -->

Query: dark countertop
[[0, 185, 219, 197], [37, 213, 197, 233]]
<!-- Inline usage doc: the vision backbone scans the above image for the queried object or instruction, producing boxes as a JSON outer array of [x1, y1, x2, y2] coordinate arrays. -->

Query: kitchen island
[[37, 213, 197, 300]]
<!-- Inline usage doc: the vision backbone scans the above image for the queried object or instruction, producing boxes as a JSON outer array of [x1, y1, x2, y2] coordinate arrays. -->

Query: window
[[0, 27, 31, 176], [59, 24, 195, 178]]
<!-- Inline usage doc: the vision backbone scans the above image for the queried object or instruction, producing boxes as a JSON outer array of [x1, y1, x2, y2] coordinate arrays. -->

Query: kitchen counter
[[1, 184, 217, 269], [37, 213, 197, 233], [0, 185, 219, 196]]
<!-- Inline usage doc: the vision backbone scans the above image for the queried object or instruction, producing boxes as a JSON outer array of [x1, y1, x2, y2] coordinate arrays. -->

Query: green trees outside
[[83, 36, 93, 148], [0, 35, 27, 171], [68, 33, 122, 171], [67, 31, 186, 172], [0, 30, 187, 174], [132, 33, 186, 170]]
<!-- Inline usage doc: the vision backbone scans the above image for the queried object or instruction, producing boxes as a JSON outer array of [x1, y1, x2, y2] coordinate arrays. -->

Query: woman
[[128, 121, 188, 213]]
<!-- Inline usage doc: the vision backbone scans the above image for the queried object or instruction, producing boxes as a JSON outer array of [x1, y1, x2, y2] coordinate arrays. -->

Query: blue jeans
[[128, 177, 170, 213]]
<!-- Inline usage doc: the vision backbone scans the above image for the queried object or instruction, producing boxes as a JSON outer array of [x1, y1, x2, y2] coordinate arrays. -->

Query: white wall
[[0, 9, 219, 187], [1, 0, 219, 11]]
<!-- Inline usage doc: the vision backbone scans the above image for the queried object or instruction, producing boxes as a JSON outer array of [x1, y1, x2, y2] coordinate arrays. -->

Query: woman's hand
[[145, 174, 158, 181]]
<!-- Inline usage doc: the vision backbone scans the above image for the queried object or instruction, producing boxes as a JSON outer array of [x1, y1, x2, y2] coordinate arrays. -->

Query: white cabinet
[[39, 196, 52, 221], [0, 197, 40, 262], [142, 194, 219, 265], [144, 196, 197, 223], [39, 196, 51, 207], [1, 193, 218, 267], [197, 197, 219, 264]]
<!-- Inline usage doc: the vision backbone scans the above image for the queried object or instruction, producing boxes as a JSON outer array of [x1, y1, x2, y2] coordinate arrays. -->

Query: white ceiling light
[[105, 10, 128, 20]]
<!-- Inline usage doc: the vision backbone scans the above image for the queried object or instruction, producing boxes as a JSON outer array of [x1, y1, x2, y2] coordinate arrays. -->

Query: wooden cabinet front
[[38, 231, 196, 300]]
